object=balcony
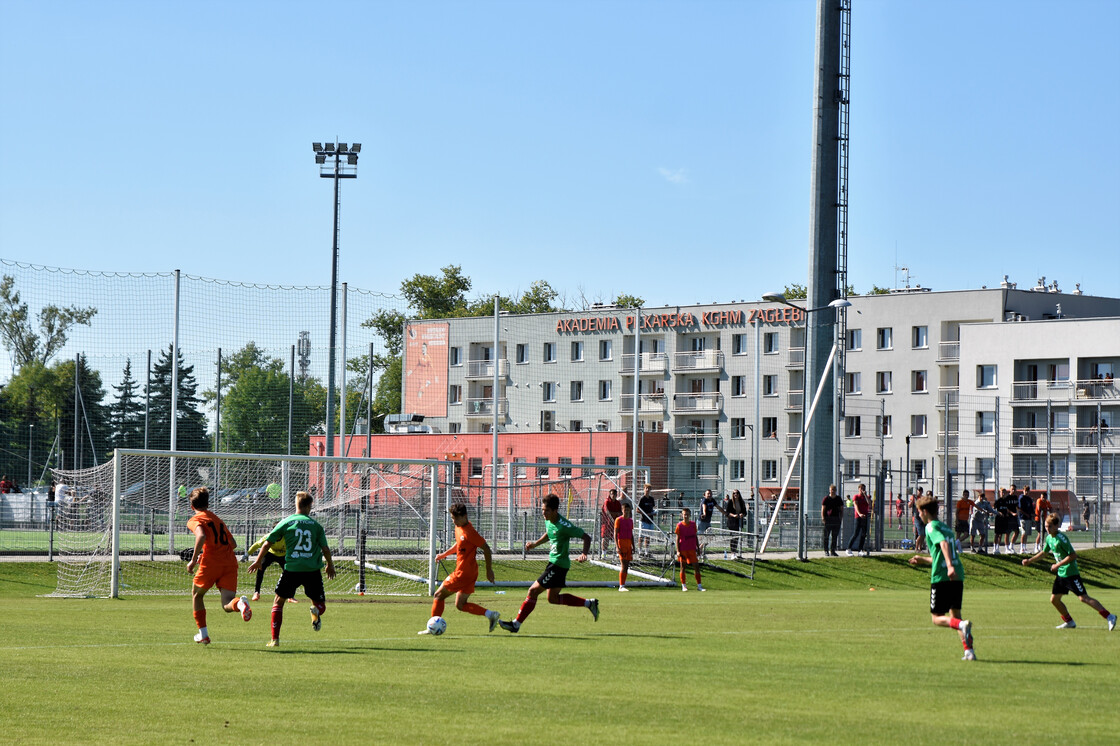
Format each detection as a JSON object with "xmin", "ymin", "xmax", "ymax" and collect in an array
[
  {"xmin": 674, "ymin": 434, "xmax": 722, "ymax": 454},
  {"xmin": 785, "ymin": 433, "xmax": 801, "ymax": 453},
  {"xmin": 464, "ymin": 398, "xmax": 508, "ymax": 417},
  {"xmin": 618, "ymin": 393, "xmax": 667, "ymax": 416},
  {"xmin": 466, "ymin": 359, "xmax": 508, "ymax": 380},
  {"xmin": 671, "ymin": 350, "xmax": 724, "ymax": 373},
  {"xmin": 937, "ymin": 341, "xmax": 960, "ymax": 362},
  {"xmin": 787, "ymin": 347, "xmax": 805, "ymax": 368},
  {"xmin": 1074, "ymin": 427, "xmax": 1117, "ymax": 448},
  {"xmin": 787, "ymin": 390, "xmax": 804, "ymax": 410},
  {"xmin": 620, "ymin": 352, "xmax": 669, "ymax": 375},
  {"xmin": 938, "ymin": 386, "xmax": 959, "ymax": 407},
  {"xmin": 1012, "ymin": 380, "xmax": 1073, "ymax": 403},
  {"xmin": 1010, "ymin": 427, "xmax": 1072, "ymax": 449},
  {"xmin": 671, "ymin": 392, "xmax": 723, "ymax": 414},
  {"xmin": 936, "ymin": 431, "xmax": 959, "ymax": 451},
  {"xmin": 1074, "ymin": 378, "xmax": 1119, "ymax": 402}
]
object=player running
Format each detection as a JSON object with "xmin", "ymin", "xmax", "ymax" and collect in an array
[
  {"xmin": 675, "ymin": 507, "xmax": 704, "ymax": 592},
  {"xmin": 185, "ymin": 487, "xmax": 251, "ymax": 645},
  {"xmin": 421, "ymin": 503, "xmax": 500, "ymax": 634},
  {"xmin": 248, "ymin": 491, "xmax": 336, "ymax": 648},
  {"xmin": 908, "ymin": 494, "xmax": 976, "ymax": 660},
  {"xmin": 615, "ymin": 503, "xmax": 634, "ymax": 591},
  {"xmin": 498, "ymin": 494, "xmax": 599, "ymax": 633},
  {"xmin": 1022, "ymin": 514, "xmax": 1116, "ymax": 631}
]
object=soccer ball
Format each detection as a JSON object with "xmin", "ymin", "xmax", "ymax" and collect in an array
[{"xmin": 426, "ymin": 616, "xmax": 447, "ymax": 636}]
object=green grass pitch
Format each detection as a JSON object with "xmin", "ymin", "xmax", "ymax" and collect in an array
[{"xmin": 2, "ymin": 549, "xmax": 1118, "ymax": 745}]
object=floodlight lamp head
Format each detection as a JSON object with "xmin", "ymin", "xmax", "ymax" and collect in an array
[
  {"xmin": 323, "ymin": 142, "xmax": 334, "ymax": 152},
  {"xmin": 315, "ymin": 154, "xmax": 326, "ymax": 164},
  {"xmin": 347, "ymin": 154, "xmax": 358, "ymax": 165},
  {"xmin": 350, "ymin": 143, "xmax": 361, "ymax": 153},
  {"xmin": 338, "ymin": 143, "xmax": 348, "ymax": 153},
  {"xmin": 312, "ymin": 142, "xmax": 323, "ymax": 152},
  {"xmin": 761, "ymin": 292, "xmax": 786, "ymax": 304}
]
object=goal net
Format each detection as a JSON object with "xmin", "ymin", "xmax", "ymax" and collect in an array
[{"xmin": 46, "ymin": 451, "xmax": 673, "ymax": 597}]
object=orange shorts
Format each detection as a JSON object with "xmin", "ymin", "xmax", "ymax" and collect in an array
[
  {"xmin": 194, "ymin": 562, "xmax": 238, "ymax": 593},
  {"xmin": 440, "ymin": 570, "xmax": 477, "ymax": 596},
  {"xmin": 617, "ymin": 539, "xmax": 633, "ymax": 562},
  {"xmin": 678, "ymin": 550, "xmax": 698, "ymax": 566}
]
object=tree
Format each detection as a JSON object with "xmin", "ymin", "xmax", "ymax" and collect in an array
[
  {"xmin": 148, "ymin": 345, "xmax": 208, "ymax": 452},
  {"xmin": 614, "ymin": 293, "xmax": 645, "ymax": 308},
  {"xmin": 0, "ymin": 275, "xmax": 97, "ymax": 369},
  {"xmin": 110, "ymin": 358, "xmax": 145, "ymax": 451},
  {"xmin": 782, "ymin": 284, "xmax": 807, "ymax": 300},
  {"xmin": 867, "ymin": 285, "xmax": 891, "ymax": 295}
]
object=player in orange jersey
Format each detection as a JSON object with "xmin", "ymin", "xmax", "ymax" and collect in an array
[
  {"xmin": 675, "ymin": 507, "xmax": 704, "ymax": 591},
  {"xmin": 185, "ymin": 487, "xmax": 251, "ymax": 644},
  {"xmin": 420, "ymin": 503, "xmax": 500, "ymax": 634},
  {"xmin": 615, "ymin": 503, "xmax": 634, "ymax": 591}
]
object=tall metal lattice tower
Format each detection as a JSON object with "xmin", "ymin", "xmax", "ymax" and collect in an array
[{"xmin": 834, "ymin": 0, "xmax": 852, "ymax": 488}]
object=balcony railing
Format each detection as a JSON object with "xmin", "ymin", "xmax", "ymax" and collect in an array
[
  {"xmin": 787, "ymin": 390, "xmax": 804, "ymax": 410},
  {"xmin": 1074, "ymin": 427, "xmax": 1116, "ymax": 448},
  {"xmin": 464, "ymin": 398, "xmax": 508, "ymax": 417},
  {"xmin": 1074, "ymin": 378, "xmax": 1119, "ymax": 401},
  {"xmin": 466, "ymin": 359, "xmax": 508, "ymax": 380},
  {"xmin": 618, "ymin": 393, "xmax": 667, "ymax": 415},
  {"xmin": 938, "ymin": 341, "xmax": 960, "ymax": 362},
  {"xmin": 620, "ymin": 352, "xmax": 669, "ymax": 374},
  {"xmin": 936, "ymin": 431, "xmax": 959, "ymax": 450},
  {"xmin": 671, "ymin": 392, "xmax": 723, "ymax": 413},
  {"xmin": 671, "ymin": 350, "xmax": 724, "ymax": 372},
  {"xmin": 938, "ymin": 386, "xmax": 959, "ymax": 407},
  {"xmin": 785, "ymin": 433, "xmax": 800, "ymax": 452},
  {"xmin": 787, "ymin": 347, "xmax": 805, "ymax": 367},
  {"xmin": 674, "ymin": 434, "xmax": 722, "ymax": 454},
  {"xmin": 1010, "ymin": 427, "xmax": 1073, "ymax": 448}
]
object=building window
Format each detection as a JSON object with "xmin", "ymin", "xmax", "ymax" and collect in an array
[
  {"xmin": 570, "ymin": 420, "xmax": 582, "ymax": 433},
  {"xmin": 449, "ymin": 385, "xmax": 462, "ymax": 405},
  {"xmin": 876, "ymin": 371, "xmax": 892, "ymax": 394},
  {"xmin": 731, "ymin": 460, "xmax": 746, "ymax": 481},
  {"xmin": 598, "ymin": 380, "xmax": 612, "ymax": 401},
  {"xmin": 558, "ymin": 457, "xmax": 572, "ymax": 477},
  {"xmin": 846, "ymin": 460, "xmax": 861, "ymax": 480},
  {"xmin": 912, "ymin": 325, "xmax": 928, "ymax": 349},
  {"xmin": 448, "ymin": 422, "xmax": 461, "ymax": 434},
  {"xmin": 732, "ymin": 375, "xmax": 747, "ymax": 397},
  {"xmin": 912, "ymin": 459, "xmax": 926, "ymax": 482},
  {"xmin": 516, "ymin": 343, "xmax": 528, "ymax": 364},
  {"xmin": 599, "ymin": 339, "xmax": 612, "ymax": 361},
  {"xmin": 449, "ymin": 347, "xmax": 462, "ymax": 366},
  {"xmin": 878, "ymin": 415, "xmax": 892, "ymax": 437},
  {"xmin": 877, "ymin": 327, "xmax": 893, "ymax": 350},
  {"xmin": 977, "ymin": 458, "xmax": 994, "ymax": 481},
  {"xmin": 542, "ymin": 342, "xmax": 556, "ymax": 363},
  {"xmin": 571, "ymin": 341, "xmax": 584, "ymax": 362},
  {"xmin": 732, "ymin": 334, "xmax": 748, "ymax": 355},
  {"xmin": 513, "ymin": 458, "xmax": 528, "ymax": 479},
  {"xmin": 731, "ymin": 418, "xmax": 747, "ymax": 439},
  {"xmin": 846, "ymin": 371, "xmax": 861, "ymax": 394},
  {"xmin": 764, "ymin": 332, "xmax": 779, "ymax": 354},
  {"xmin": 543, "ymin": 382, "xmax": 556, "ymax": 402},
  {"xmin": 535, "ymin": 457, "xmax": 549, "ymax": 478},
  {"xmin": 845, "ymin": 416, "xmax": 861, "ymax": 438},
  {"xmin": 763, "ymin": 375, "xmax": 778, "ymax": 396},
  {"xmin": 762, "ymin": 460, "xmax": 778, "ymax": 481},
  {"xmin": 847, "ymin": 328, "xmax": 862, "ymax": 351},
  {"xmin": 604, "ymin": 456, "xmax": 620, "ymax": 477},
  {"xmin": 580, "ymin": 456, "xmax": 594, "ymax": 476},
  {"xmin": 762, "ymin": 417, "xmax": 778, "ymax": 439},
  {"xmin": 977, "ymin": 365, "xmax": 997, "ymax": 389},
  {"xmin": 1048, "ymin": 363, "xmax": 1069, "ymax": 382},
  {"xmin": 976, "ymin": 411, "xmax": 995, "ymax": 435},
  {"xmin": 911, "ymin": 414, "xmax": 927, "ymax": 437},
  {"xmin": 912, "ymin": 370, "xmax": 928, "ymax": 393},
  {"xmin": 570, "ymin": 381, "xmax": 583, "ymax": 402},
  {"xmin": 469, "ymin": 458, "xmax": 483, "ymax": 478}
]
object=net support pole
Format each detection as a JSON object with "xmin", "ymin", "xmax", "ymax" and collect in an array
[
  {"xmin": 630, "ymin": 306, "xmax": 641, "ymax": 512},
  {"xmin": 111, "ymin": 449, "xmax": 122, "ymax": 598},
  {"xmin": 169, "ymin": 269, "xmax": 181, "ymax": 553},
  {"xmin": 492, "ymin": 295, "xmax": 499, "ymax": 543},
  {"xmin": 427, "ymin": 464, "xmax": 439, "ymax": 596},
  {"xmin": 340, "ymin": 282, "xmax": 348, "ymax": 460}
]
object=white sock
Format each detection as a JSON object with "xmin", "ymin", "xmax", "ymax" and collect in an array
[
  {"xmin": 237, "ymin": 597, "xmax": 247, "ymax": 611},
  {"xmin": 198, "ymin": 626, "xmax": 208, "ymax": 638},
  {"xmin": 584, "ymin": 599, "xmax": 591, "ymax": 607}
]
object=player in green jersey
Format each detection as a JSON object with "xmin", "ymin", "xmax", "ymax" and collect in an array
[
  {"xmin": 498, "ymin": 493, "xmax": 599, "ymax": 633},
  {"xmin": 908, "ymin": 495, "xmax": 976, "ymax": 660},
  {"xmin": 1022, "ymin": 514, "xmax": 1116, "ymax": 631},
  {"xmin": 248, "ymin": 491, "xmax": 336, "ymax": 647}
]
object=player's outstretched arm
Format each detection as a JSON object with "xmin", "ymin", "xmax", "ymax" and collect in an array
[
  {"xmin": 247, "ymin": 540, "xmax": 273, "ymax": 574},
  {"xmin": 908, "ymin": 554, "xmax": 932, "ymax": 566},
  {"xmin": 525, "ymin": 532, "xmax": 548, "ymax": 553},
  {"xmin": 1021, "ymin": 550, "xmax": 1045, "ymax": 566}
]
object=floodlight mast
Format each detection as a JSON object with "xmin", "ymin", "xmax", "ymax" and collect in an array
[{"xmin": 314, "ymin": 142, "xmax": 360, "ymax": 465}]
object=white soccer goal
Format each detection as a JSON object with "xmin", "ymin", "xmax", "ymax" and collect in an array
[{"xmin": 46, "ymin": 451, "xmax": 672, "ymax": 597}]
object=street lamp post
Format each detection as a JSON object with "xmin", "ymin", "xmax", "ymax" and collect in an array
[
  {"xmin": 761, "ymin": 292, "xmax": 850, "ymax": 560},
  {"xmin": 313, "ymin": 141, "xmax": 360, "ymax": 462}
]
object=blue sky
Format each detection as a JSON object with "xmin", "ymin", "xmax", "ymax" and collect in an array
[{"xmin": 1, "ymin": 0, "xmax": 1118, "ymax": 307}]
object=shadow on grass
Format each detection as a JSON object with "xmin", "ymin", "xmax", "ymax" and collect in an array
[{"xmin": 987, "ymin": 659, "xmax": 1093, "ymax": 667}]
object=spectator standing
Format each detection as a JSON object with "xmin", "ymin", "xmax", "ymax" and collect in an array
[
  {"xmin": 910, "ymin": 487, "xmax": 927, "ymax": 552},
  {"xmin": 1017, "ymin": 489, "xmax": 1035, "ymax": 553},
  {"xmin": 1034, "ymin": 492, "xmax": 1052, "ymax": 552},
  {"xmin": 637, "ymin": 484, "xmax": 657, "ymax": 556},
  {"xmin": 846, "ymin": 483, "xmax": 871, "ymax": 556},
  {"xmin": 954, "ymin": 490, "xmax": 976, "ymax": 549},
  {"xmin": 821, "ymin": 484, "xmax": 844, "ymax": 557},
  {"xmin": 697, "ymin": 489, "xmax": 720, "ymax": 535},
  {"xmin": 970, "ymin": 493, "xmax": 995, "ymax": 554},
  {"xmin": 600, "ymin": 488, "xmax": 622, "ymax": 556},
  {"xmin": 723, "ymin": 489, "xmax": 748, "ymax": 558},
  {"xmin": 1083, "ymin": 501, "xmax": 1092, "ymax": 532},
  {"xmin": 993, "ymin": 488, "xmax": 1015, "ymax": 554}
]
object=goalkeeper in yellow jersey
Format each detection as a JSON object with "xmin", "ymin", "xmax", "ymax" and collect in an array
[{"xmin": 247, "ymin": 535, "xmax": 296, "ymax": 603}]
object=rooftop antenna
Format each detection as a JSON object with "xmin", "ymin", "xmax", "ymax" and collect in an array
[{"xmin": 894, "ymin": 264, "xmax": 911, "ymax": 289}]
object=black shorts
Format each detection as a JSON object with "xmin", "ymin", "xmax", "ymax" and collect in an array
[
  {"xmin": 955, "ymin": 519, "xmax": 969, "ymax": 535},
  {"xmin": 536, "ymin": 562, "xmax": 569, "ymax": 589},
  {"xmin": 930, "ymin": 580, "xmax": 964, "ymax": 615},
  {"xmin": 994, "ymin": 516, "xmax": 1007, "ymax": 534},
  {"xmin": 275, "ymin": 569, "xmax": 326, "ymax": 604},
  {"xmin": 1051, "ymin": 574, "xmax": 1088, "ymax": 597}
]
